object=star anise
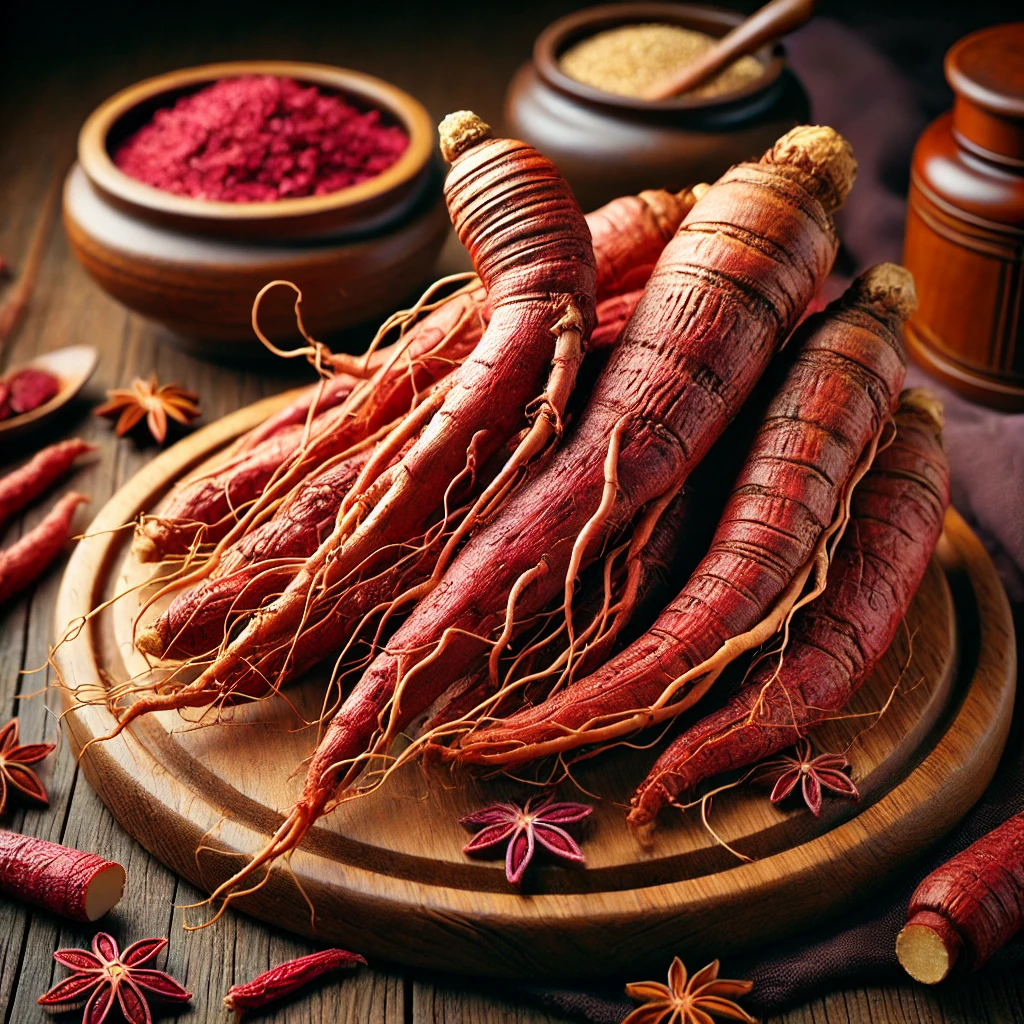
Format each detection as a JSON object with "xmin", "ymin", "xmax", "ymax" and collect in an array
[
  {"xmin": 460, "ymin": 791, "xmax": 592, "ymax": 885},
  {"xmin": 759, "ymin": 739, "xmax": 860, "ymax": 817},
  {"xmin": 95, "ymin": 373, "xmax": 200, "ymax": 445},
  {"xmin": 38, "ymin": 933, "xmax": 191, "ymax": 1024},
  {"xmin": 0, "ymin": 717, "xmax": 55, "ymax": 816},
  {"xmin": 624, "ymin": 957, "xmax": 756, "ymax": 1024}
]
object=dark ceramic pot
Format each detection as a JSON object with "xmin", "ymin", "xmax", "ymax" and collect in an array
[{"xmin": 505, "ymin": 2, "xmax": 810, "ymax": 212}]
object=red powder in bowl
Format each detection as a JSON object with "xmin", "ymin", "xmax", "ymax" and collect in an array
[{"xmin": 113, "ymin": 75, "xmax": 410, "ymax": 202}]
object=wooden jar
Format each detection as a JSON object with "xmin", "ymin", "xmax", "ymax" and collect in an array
[
  {"xmin": 505, "ymin": 3, "xmax": 809, "ymax": 213},
  {"xmin": 903, "ymin": 24, "xmax": 1024, "ymax": 411}
]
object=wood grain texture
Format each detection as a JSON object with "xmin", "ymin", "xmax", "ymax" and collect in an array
[
  {"xmin": 47, "ymin": 388, "xmax": 1011, "ymax": 978},
  {"xmin": 2, "ymin": 6, "xmax": 1021, "ymax": 1021}
]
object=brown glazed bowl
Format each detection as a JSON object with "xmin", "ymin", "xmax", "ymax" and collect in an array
[
  {"xmin": 506, "ymin": 3, "xmax": 810, "ymax": 211},
  {"xmin": 65, "ymin": 61, "xmax": 449, "ymax": 351}
]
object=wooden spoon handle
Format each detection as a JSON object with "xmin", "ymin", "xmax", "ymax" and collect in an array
[{"xmin": 642, "ymin": 0, "xmax": 815, "ymax": 102}]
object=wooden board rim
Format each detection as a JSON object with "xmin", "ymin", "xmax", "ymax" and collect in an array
[{"xmin": 54, "ymin": 394, "xmax": 1018, "ymax": 977}]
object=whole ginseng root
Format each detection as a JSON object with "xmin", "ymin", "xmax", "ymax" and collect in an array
[
  {"xmin": 195, "ymin": 124, "xmax": 853, "ymax": 916},
  {"xmin": 898, "ymin": 810, "xmax": 1024, "ymax": 984},
  {"xmin": 454, "ymin": 260, "xmax": 911, "ymax": 773},
  {"xmin": 628, "ymin": 389, "xmax": 950, "ymax": 832}
]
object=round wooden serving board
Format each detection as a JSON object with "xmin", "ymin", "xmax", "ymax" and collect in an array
[{"xmin": 55, "ymin": 393, "xmax": 1017, "ymax": 978}]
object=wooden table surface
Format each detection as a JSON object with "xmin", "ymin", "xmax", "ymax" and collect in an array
[{"xmin": 2, "ymin": 4, "xmax": 1023, "ymax": 1021}]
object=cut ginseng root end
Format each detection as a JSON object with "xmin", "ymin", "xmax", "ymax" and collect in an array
[
  {"xmin": 896, "ymin": 911, "xmax": 963, "ymax": 984},
  {"xmin": 0, "ymin": 832, "xmax": 126, "ymax": 922},
  {"xmin": 83, "ymin": 864, "xmax": 129, "ymax": 921}
]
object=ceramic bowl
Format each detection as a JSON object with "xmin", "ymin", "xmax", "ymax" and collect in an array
[
  {"xmin": 65, "ymin": 61, "xmax": 449, "ymax": 349},
  {"xmin": 506, "ymin": 3, "xmax": 810, "ymax": 211}
]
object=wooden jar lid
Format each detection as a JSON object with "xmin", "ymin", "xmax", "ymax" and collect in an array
[{"xmin": 946, "ymin": 23, "xmax": 1024, "ymax": 163}]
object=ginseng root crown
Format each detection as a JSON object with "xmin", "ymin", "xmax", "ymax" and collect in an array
[
  {"xmin": 900, "ymin": 386, "xmax": 946, "ymax": 434},
  {"xmin": 766, "ymin": 125, "xmax": 857, "ymax": 215},
  {"xmin": 852, "ymin": 263, "xmax": 918, "ymax": 321},
  {"xmin": 438, "ymin": 111, "xmax": 492, "ymax": 163}
]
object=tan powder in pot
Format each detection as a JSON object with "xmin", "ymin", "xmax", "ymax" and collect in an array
[{"xmin": 559, "ymin": 23, "xmax": 764, "ymax": 100}]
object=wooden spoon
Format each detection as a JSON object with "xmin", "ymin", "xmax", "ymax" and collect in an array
[
  {"xmin": 642, "ymin": 0, "xmax": 815, "ymax": 102},
  {"xmin": 0, "ymin": 345, "xmax": 99, "ymax": 439}
]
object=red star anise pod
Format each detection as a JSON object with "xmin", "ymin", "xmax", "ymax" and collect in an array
[
  {"xmin": 759, "ymin": 739, "xmax": 860, "ymax": 817},
  {"xmin": 460, "ymin": 791, "xmax": 592, "ymax": 885},
  {"xmin": 94, "ymin": 373, "xmax": 200, "ymax": 445},
  {"xmin": 0, "ymin": 717, "xmax": 55, "ymax": 815},
  {"xmin": 38, "ymin": 932, "xmax": 191, "ymax": 1024},
  {"xmin": 624, "ymin": 957, "xmax": 756, "ymax": 1024}
]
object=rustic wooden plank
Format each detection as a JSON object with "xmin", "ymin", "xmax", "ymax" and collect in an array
[
  {"xmin": 413, "ymin": 980, "xmax": 573, "ymax": 1024},
  {"xmin": 162, "ymin": 883, "xmax": 406, "ymax": 1023}
]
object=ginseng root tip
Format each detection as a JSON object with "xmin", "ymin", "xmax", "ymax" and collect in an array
[
  {"xmin": 625, "ymin": 806, "xmax": 657, "ymax": 847},
  {"xmin": 131, "ymin": 532, "xmax": 159, "ymax": 563},
  {"xmin": 438, "ymin": 111, "xmax": 492, "ymax": 163},
  {"xmin": 134, "ymin": 626, "xmax": 166, "ymax": 658}
]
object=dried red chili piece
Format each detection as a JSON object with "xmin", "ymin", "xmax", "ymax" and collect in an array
[{"xmin": 223, "ymin": 948, "xmax": 366, "ymax": 1014}]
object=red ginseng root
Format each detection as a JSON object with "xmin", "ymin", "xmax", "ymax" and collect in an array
[
  {"xmin": 897, "ymin": 807, "xmax": 1024, "ymax": 984},
  {"xmin": 0, "ymin": 831, "xmax": 126, "ymax": 921},
  {"xmin": 135, "ymin": 448, "xmax": 374, "ymax": 659},
  {"xmin": 135, "ymin": 182, "xmax": 694, "ymax": 565},
  {"xmin": 193, "ymin": 126, "xmax": 853, "ymax": 914},
  {"xmin": 130, "ymin": 323, "xmax": 460, "ymax": 565},
  {"xmin": 137, "ymin": 285, "xmax": 650, "ymax": 662},
  {"xmin": 0, "ymin": 492, "xmax": 88, "ymax": 604},
  {"xmin": 0, "ymin": 439, "xmax": 93, "ymax": 527},
  {"xmin": 454, "ymin": 262, "xmax": 912, "ymax": 770},
  {"xmin": 217, "ymin": 119, "xmax": 594, "ymax": 657},
  {"xmin": 628, "ymin": 388, "xmax": 950, "ymax": 832}
]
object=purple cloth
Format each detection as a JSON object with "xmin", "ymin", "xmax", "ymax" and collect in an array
[{"xmin": 511, "ymin": 19, "xmax": 1024, "ymax": 1019}]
